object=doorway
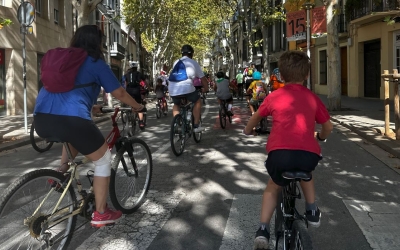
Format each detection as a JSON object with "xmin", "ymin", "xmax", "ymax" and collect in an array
[
  {"xmin": 364, "ymin": 40, "xmax": 381, "ymax": 98},
  {"xmin": 341, "ymin": 47, "xmax": 348, "ymax": 95},
  {"xmin": 0, "ymin": 49, "xmax": 5, "ymax": 116}
]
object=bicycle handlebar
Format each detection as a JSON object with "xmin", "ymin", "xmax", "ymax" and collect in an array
[{"xmin": 100, "ymin": 106, "xmax": 137, "ymax": 113}]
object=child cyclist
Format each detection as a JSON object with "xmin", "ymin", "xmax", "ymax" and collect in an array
[
  {"xmin": 247, "ymin": 71, "xmax": 267, "ymax": 116},
  {"xmin": 243, "ymin": 51, "xmax": 333, "ymax": 249},
  {"xmin": 214, "ymin": 71, "xmax": 237, "ymax": 116},
  {"xmin": 155, "ymin": 78, "xmax": 168, "ymax": 114}
]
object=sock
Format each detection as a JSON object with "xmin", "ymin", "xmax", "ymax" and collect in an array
[
  {"xmin": 306, "ymin": 202, "xmax": 317, "ymax": 211},
  {"xmin": 228, "ymin": 104, "xmax": 232, "ymax": 110},
  {"xmin": 259, "ymin": 223, "xmax": 270, "ymax": 233}
]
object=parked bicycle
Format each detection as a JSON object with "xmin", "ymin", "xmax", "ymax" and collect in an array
[
  {"xmin": 30, "ymin": 122, "xmax": 54, "ymax": 152},
  {"xmin": 170, "ymin": 97, "xmax": 202, "ymax": 156},
  {"xmin": 219, "ymin": 99, "xmax": 232, "ymax": 129},
  {"xmin": 274, "ymin": 170, "xmax": 313, "ymax": 250},
  {"xmin": 156, "ymin": 97, "xmax": 168, "ymax": 119},
  {"xmin": 0, "ymin": 106, "xmax": 153, "ymax": 250}
]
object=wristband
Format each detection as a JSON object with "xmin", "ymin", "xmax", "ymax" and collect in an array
[{"xmin": 316, "ymin": 132, "xmax": 326, "ymax": 142}]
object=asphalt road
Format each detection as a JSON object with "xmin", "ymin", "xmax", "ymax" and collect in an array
[{"xmin": 0, "ymin": 92, "xmax": 399, "ymax": 250}]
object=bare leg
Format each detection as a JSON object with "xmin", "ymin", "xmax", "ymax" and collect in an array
[
  {"xmin": 85, "ymin": 143, "xmax": 110, "ymax": 213},
  {"xmin": 300, "ymin": 178, "xmax": 315, "ymax": 204},
  {"xmin": 192, "ymin": 99, "xmax": 202, "ymax": 125},
  {"xmin": 173, "ymin": 104, "xmax": 180, "ymax": 117},
  {"xmin": 260, "ymin": 179, "xmax": 282, "ymax": 224}
]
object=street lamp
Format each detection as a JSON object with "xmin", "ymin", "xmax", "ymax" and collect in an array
[{"xmin": 303, "ymin": 2, "xmax": 314, "ymax": 90}]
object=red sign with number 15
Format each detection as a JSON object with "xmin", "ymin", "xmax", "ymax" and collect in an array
[{"xmin": 286, "ymin": 10, "xmax": 306, "ymax": 39}]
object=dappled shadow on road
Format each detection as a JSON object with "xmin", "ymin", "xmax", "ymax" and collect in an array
[{"xmin": 3, "ymin": 96, "xmax": 400, "ymax": 250}]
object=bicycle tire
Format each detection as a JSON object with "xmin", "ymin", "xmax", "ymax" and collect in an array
[
  {"xmin": 30, "ymin": 123, "xmax": 54, "ymax": 153},
  {"xmin": 109, "ymin": 138, "xmax": 153, "ymax": 214},
  {"xmin": 219, "ymin": 106, "xmax": 226, "ymax": 129},
  {"xmin": 0, "ymin": 169, "xmax": 77, "ymax": 250},
  {"xmin": 193, "ymin": 116, "xmax": 202, "ymax": 143},
  {"xmin": 289, "ymin": 220, "xmax": 313, "ymax": 250},
  {"xmin": 156, "ymin": 104, "xmax": 161, "ymax": 119},
  {"xmin": 170, "ymin": 114, "xmax": 186, "ymax": 156},
  {"xmin": 128, "ymin": 113, "xmax": 136, "ymax": 137}
]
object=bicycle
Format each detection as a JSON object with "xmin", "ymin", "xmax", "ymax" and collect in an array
[
  {"xmin": 30, "ymin": 122, "xmax": 54, "ymax": 152},
  {"xmin": 274, "ymin": 170, "xmax": 313, "ymax": 250},
  {"xmin": 0, "ymin": 106, "xmax": 153, "ymax": 250},
  {"xmin": 219, "ymin": 99, "xmax": 232, "ymax": 129},
  {"xmin": 155, "ymin": 97, "xmax": 168, "ymax": 119},
  {"xmin": 121, "ymin": 101, "xmax": 147, "ymax": 136},
  {"xmin": 170, "ymin": 97, "xmax": 202, "ymax": 156},
  {"xmin": 252, "ymin": 98, "xmax": 269, "ymax": 134}
]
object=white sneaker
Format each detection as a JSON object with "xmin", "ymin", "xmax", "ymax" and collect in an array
[{"xmin": 194, "ymin": 126, "xmax": 205, "ymax": 133}]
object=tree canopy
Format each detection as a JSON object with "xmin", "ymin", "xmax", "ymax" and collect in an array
[{"xmin": 0, "ymin": 17, "xmax": 12, "ymax": 29}]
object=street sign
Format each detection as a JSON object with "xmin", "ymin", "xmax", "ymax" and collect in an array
[
  {"xmin": 286, "ymin": 10, "xmax": 306, "ymax": 40},
  {"xmin": 287, "ymin": 32, "xmax": 306, "ymax": 41},
  {"xmin": 17, "ymin": 2, "xmax": 35, "ymax": 25}
]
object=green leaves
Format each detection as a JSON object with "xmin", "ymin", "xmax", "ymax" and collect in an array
[{"xmin": 0, "ymin": 17, "xmax": 12, "ymax": 29}]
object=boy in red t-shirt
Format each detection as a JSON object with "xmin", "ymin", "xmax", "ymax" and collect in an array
[{"xmin": 243, "ymin": 51, "xmax": 333, "ymax": 249}]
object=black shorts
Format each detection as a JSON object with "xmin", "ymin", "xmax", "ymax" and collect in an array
[
  {"xmin": 34, "ymin": 113, "xmax": 105, "ymax": 155},
  {"xmin": 126, "ymin": 87, "xmax": 142, "ymax": 103},
  {"xmin": 265, "ymin": 150, "xmax": 322, "ymax": 186},
  {"xmin": 171, "ymin": 90, "xmax": 200, "ymax": 105},
  {"xmin": 245, "ymin": 79, "xmax": 253, "ymax": 90},
  {"xmin": 194, "ymin": 86, "xmax": 203, "ymax": 91}
]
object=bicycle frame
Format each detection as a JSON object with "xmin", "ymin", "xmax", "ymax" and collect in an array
[
  {"xmin": 28, "ymin": 107, "xmax": 134, "ymax": 235},
  {"xmin": 179, "ymin": 100, "xmax": 194, "ymax": 135}
]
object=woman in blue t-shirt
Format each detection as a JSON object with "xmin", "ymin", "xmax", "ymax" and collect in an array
[{"xmin": 34, "ymin": 25, "xmax": 145, "ymax": 228}]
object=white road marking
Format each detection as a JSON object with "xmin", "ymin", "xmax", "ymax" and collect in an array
[
  {"xmin": 76, "ymin": 190, "xmax": 185, "ymax": 250},
  {"xmin": 343, "ymin": 200, "xmax": 400, "ymax": 250},
  {"xmin": 220, "ymin": 194, "xmax": 277, "ymax": 250}
]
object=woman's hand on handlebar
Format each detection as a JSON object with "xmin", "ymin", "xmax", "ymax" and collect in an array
[
  {"xmin": 91, "ymin": 105, "xmax": 102, "ymax": 114},
  {"xmin": 132, "ymin": 104, "xmax": 146, "ymax": 113}
]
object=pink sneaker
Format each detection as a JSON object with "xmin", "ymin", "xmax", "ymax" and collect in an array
[{"xmin": 91, "ymin": 208, "xmax": 122, "ymax": 228}]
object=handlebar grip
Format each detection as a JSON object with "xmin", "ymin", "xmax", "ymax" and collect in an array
[{"xmin": 100, "ymin": 107, "xmax": 115, "ymax": 113}]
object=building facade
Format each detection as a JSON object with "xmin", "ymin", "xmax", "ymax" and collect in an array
[{"xmin": 0, "ymin": 0, "xmax": 137, "ymax": 117}]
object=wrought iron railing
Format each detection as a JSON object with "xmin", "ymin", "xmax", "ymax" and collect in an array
[{"xmin": 350, "ymin": 0, "xmax": 400, "ymax": 21}]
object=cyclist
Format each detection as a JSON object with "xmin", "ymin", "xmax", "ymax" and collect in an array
[
  {"xmin": 155, "ymin": 78, "xmax": 168, "ymax": 114},
  {"xmin": 243, "ymin": 50, "xmax": 333, "ymax": 249},
  {"xmin": 168, "ymin": 44, "xmax": 209, "ymax": 132},
  {"xmin": 124, "ymin": 61, "xmax": 146, "ymax": 129},
  {"xmin": 236, "ymin": 69, "xmax": 244, "ymax": 99},
  {"xmin": 246, "ymin": 71, "xmax": 267, "ymax": 116},
  {"xmin": 33, "ymin": 25, "xmax": 146, "ymax": 228},
  {"xmin": 214, "ymin": 71, "xmax": 236, "ymax": 116}
]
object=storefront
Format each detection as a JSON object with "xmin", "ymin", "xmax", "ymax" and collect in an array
[{"xmin": 0, "ymin": 49, "xmax": 5, "ymax": 116}]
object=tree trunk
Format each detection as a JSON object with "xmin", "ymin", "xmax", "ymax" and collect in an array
[
  {"xmin": 261, "ymin": 25, "xmax": 270, "ymax": 84},
  {"xmin": 326, "ymin": 0, "xmax": 341, "ymax": 111}
]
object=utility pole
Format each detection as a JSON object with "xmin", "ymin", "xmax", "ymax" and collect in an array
[{"xmin": 303, "ymin": 2, "xmax": 314, "ymax": 90}]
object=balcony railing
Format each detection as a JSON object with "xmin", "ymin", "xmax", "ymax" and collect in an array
[
  {"xmin": 110, "ymin": 42, "xmax": 125, "ymax": 59},
  {"xmin": 350, "ymin": 0, "xmax": 400, "ymax": 21}
]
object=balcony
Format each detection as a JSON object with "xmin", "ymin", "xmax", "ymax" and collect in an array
[
  {"xmin": 110, "ymin": 42, "xmax": 125, "ymax": 60},
  {"xmin": 349, "ymin": 0, "xmax": 400, "ymax": 22}
]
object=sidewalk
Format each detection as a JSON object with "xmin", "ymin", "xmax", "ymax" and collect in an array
[{"xmin": 2, "ymin": 95, "xmax": 400, "ymax": 158}]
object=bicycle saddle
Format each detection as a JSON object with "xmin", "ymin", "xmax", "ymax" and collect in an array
[{"xmin": 282, "ymin": 171, "xmax": 312, "ymax": 181}]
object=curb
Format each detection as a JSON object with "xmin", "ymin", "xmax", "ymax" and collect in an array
[
  {"xmin": 330, "ymin": 116, "xmax": 400, "ymax": 159},
  {"xmin": 0, "ymin": 116, "xmax": 111, "ymax": 153}
]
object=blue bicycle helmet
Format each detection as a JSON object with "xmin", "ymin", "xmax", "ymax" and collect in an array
[{"xmin": 252, "ymin": 71, "xmax": 261, "ymax": 80}]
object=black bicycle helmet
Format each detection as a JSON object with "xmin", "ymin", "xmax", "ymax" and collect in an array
[{"xmin": 181, "ymin": 44, "xmax": 194, "ymax": 55}]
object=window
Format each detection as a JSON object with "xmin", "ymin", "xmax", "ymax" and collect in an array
[
  {"xmin": 54, "ymin": 0, "xmax": 59, "ymax": 24},
  {"xmin": 396, "ymin": 47, "xmax": 400, "ymax": 73},
  {"xmin": 35, "ymin": 0, "xmax": 41, "ymax": 15},
  {"xmin": 319, "ymin": 50, "xmax": 327, "ymax": 85}
]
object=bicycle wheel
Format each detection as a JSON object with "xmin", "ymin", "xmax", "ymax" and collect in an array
[
  {"xmin": 192, "ymin": 116, "xmax": 202, "ymax": 143},
  {"xmin": 156, "ymin": 104, "xmax": 162, "ymax": 119},
  {"xmin": 128, "ymin": 113, "xmax": 136, "ymax": 137},
  {"xmin": 30, "ymin": 123, "xmax": 54, "ymax": 153},
  {"xmin": 109, "ymin": 138, "xmax": 153, "ymax": 214},
  {"xmin": 0, "ymin": 169, "xmax": 77, "ymax": 250},
  {"xmin": 289, "ymin": 220, "xmax": 313, "ymax": 249},
  {"xmin": 170, "ymin": 114, "xmax": 186, "ymax": 156},
  {"xmin": 219, "ymin": 106, "xmax": 226, "ymax": 129}
]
